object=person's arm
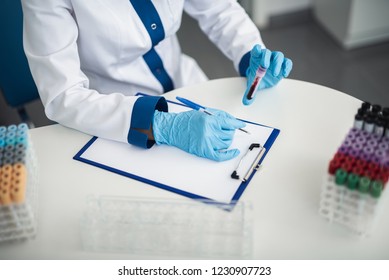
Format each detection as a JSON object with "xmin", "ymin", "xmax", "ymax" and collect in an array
[
  {"xmin": 184, "ymin": 0, "xmax": 264, "ymax": 77},
  {"xmin": 184, "ymin": 0, "xmax": 293, "ymax": 105},
  {"xmin": 22, "ymin": 0, "xmax": 246, "ymax": 161},
  {"xmin": 21, "ymin": 0, "xmax": 164, "ymax": 148}
]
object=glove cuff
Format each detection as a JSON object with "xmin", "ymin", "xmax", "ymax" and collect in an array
[
  {"xmin": 152, "ymin": 110, "xmax": 176, "ymax": 145},
  {"xmin": 127, "ymin": 95, "xmax": 167, "ymax": 148},
  {"xmin": 238, "ymin": 51, "xmax": 251, "ymax": 77}
]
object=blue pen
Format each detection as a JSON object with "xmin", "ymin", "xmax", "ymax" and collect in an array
[{"xmin": 176, "ymin": 96, "xmax": 250, "ymax": 134}]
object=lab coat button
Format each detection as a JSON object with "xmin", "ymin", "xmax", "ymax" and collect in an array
[{"xmin": 151, "ymin": 23, "xmax": 157, "ymax": 30}]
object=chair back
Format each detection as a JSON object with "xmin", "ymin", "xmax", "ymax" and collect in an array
[{"xmin": 0, "ymin": 0, "xmax": 39, "ymax": 108}]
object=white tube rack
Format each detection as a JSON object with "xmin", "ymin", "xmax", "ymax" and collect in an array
[{"xmin": 81, "ymin": 196, "xmax": 253, "ymax": 258}]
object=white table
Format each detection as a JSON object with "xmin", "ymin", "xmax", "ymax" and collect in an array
[{"xmin": 1, "ymin": 78, "xmax": 388, "ymax": 259}]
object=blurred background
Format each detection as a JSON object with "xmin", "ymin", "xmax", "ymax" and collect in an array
[{"xmin": 1, "ymin": 0, "xmax": 389, "ymax": 127}]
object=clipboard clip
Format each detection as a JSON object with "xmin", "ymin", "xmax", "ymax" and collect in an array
[{"xmin": 231, "ymin": 143, "xmax": 266, "ymax": 182}]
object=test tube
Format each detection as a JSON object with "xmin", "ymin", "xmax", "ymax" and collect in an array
[
  {"xmin": 17, "ymin": 123, "xmax": 28, "ymax": 131},
  {"xmin": 7, "ymin": 125, "xmax": 17, "ymax": 133},
  {"xmin": 0, "ymin": 165, "xmax": 13, "ymax": 206},
  {"xmin": 382, "ymin": 107, "xmax": 389, "ymax": 117},
  {"xmin": 246, "ymin": 66, "xmax": 267, "ymax": 100},
  {"xmin": 361, "ymin": 102, "xmax": 371, "ymax": 112},
  {"xmin": 372, "ymin": 104, "xmax": 382, "ymax": 114},
  {"xmin": 335, "ymin": 169, "xmax": 348, "ymax": 206},
  {"xmin": 363, "ymin": 115, "xmax": 375, "ymax": 133},
  {"xmin": 354, "ymin": 113, "xmax": 364, "ymax": 130},
  {"xmin": 374, "ymin": 118, "xmax": 385, "ymax": 137},
  {"xmin": 11, "ymin": 163, "xmax": 27, "ymax": 204},
  {"xmin": 385, "ymin": 117, "xmax": 389, "ymax": 138},
  {"xmin": 358, "ymin": 177, "xmax": 370, "ymax": 215}
]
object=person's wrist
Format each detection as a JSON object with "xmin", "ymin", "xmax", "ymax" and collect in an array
[
  {"xmin": 135, "ymin": 126, "xmax": 154, "ymax": 141},
  {"xmin": 152, "ymin": 110, "xmax": 172, "ymax": 145}
]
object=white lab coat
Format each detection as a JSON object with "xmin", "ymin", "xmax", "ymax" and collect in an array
[{"xmin": 22, "ymin": 0, "xmax": 263, "ymax": 145}]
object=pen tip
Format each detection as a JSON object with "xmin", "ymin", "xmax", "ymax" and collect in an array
[{"xmin": 240, "ymin": 128, "xmax": 250, "ymax": 134}]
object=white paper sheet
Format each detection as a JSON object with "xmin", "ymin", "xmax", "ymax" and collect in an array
[{"xmin": 76, "ymin": 102, "xmax": 276, "ymax": 204}]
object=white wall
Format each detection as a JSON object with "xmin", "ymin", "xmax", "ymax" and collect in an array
[
  {"xmin": 250, "ymin": 0, "xmax": 313, "ymax": 27},
  {"xmin": 264, "ymin": 0, "xmax": 312, "ymax": 16},
  {"xmin": 313, "ymin": 0, "xmax": 389, "ymax": 49},
  {"xmin": 240, "ymin": 0, "xmax": 389, "ymax": 48}
]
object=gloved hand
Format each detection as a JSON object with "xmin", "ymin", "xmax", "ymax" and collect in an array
[
  {"xmin": 152, "ymin": 108, "xmax": 246, "ymax": 161},
  {"xmin": 243, "ymin": 44, "xmax": 293, "ymax": 105}
]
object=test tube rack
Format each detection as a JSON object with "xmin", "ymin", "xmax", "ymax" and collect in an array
[
  {"xmin": 0, "ymin": 124, "xmax": 38, "ymax": 243},
  {"xmin": 81, "ymin": 196, "xmax": 253, "ymax": 258},
  {"xmin": 320, "ymin": 103, "xmax": 389, "ymax": 236}
]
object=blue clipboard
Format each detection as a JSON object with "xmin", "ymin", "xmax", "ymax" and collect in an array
[{"xmin": 73, "ymin": 95, "xmax": 280, "ymax": 209}]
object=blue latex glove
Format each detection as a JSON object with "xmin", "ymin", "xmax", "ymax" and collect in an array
[
  {"xmin": 152, "ymin": 109, "xmax": 246, "ymax": 161},
  {"xmin": 243, "ymin": 44, "xmax": 293, "ymax": 105}
]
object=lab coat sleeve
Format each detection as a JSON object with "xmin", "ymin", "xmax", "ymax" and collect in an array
[
  {"xmin": 21, "ymin": 0, "xmax": 166, "ymax": 147},
  {"xmin": 184, "ymin": 0, "xmax": 264, "ymax": 76}
]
